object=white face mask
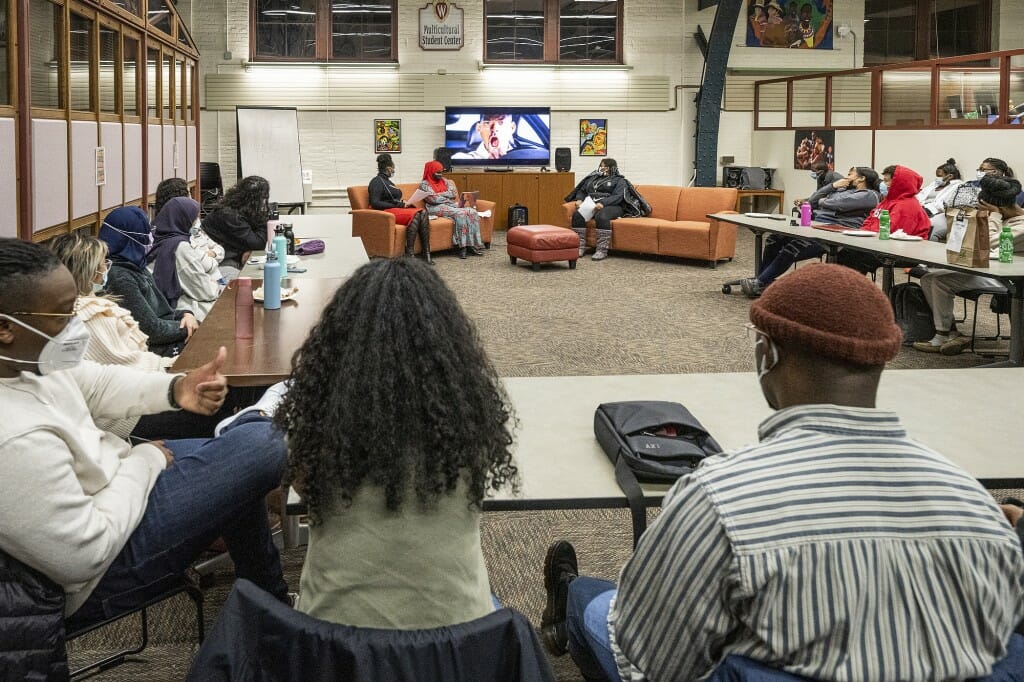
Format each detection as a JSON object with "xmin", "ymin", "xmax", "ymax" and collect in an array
[
  {"xmin": 92, "ymin": 268, "xmax": 108, "ymax": 294},
  {"xmin": 977, "ymin": 170, "xmax": 988, "ymax": 181},
  {"xmin": 103, "ymin": 221, "xmax": 153, "ymax": 249},
  {"xmin": 810, "ymin": 171, "xmax": 820, "ymax": 179},
  {"xmin": 0, "ymin": 315, "xmax": 91, "ymax": 374}
]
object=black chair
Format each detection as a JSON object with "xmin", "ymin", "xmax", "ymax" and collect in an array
[
  {"xmin": 956, "ymin": 288, "xmax": 1012, "ymax": 356},
  {"xmin": 199, "ymin": 162, "xmax": 224, "ymax": 216},
  {"xmin": 188, "ymin": 579, "xmax": 555, "ymax": 682}
]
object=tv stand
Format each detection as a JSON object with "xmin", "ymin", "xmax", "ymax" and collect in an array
[
  {"xmin": 483, "ymin": 167, "xmax": 513, "ymax": 172},
  {"xmin": 445, "ymin": 171, "xmax": 575, "ymax": 230}
]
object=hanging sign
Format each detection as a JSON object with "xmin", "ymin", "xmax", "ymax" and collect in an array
[{"xmin": 419, "ymin": 1, "xmax": 464, "ymax": 51}]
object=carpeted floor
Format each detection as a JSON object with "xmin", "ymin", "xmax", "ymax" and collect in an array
[{"xmin": 68, "ymin": 228, "xmax": 1014, "ymax": 680}]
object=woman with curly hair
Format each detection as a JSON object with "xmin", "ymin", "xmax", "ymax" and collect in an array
[
  {"xmin": 202, "ymin": 175, "xmax": 271, "ymax": 280},
  {"xmin": 275, "ymin": 257, "xmax": 518, "ymax": 629}
]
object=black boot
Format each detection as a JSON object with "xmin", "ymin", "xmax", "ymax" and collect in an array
[
  {"xmin": 460, "ymin": 247, "xmax": 467, "ymax": 259},
  {"xmin": 404, "ymin": 220, "xmax": 418, "ymax": 258},
  {"xmin": 415, "ymin": 211, "xmax": 434, "ymax": 265}
]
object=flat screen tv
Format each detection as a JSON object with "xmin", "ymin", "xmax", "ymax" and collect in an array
[{"xmin": 444, "ymin": 107, "xmax": 551, "ymax": 167}]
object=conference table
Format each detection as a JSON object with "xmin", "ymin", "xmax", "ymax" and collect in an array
[
  {"xmin": 283, "ymin": 369, "xmax": 1024, "ymax": 547},
  {"xmin": 712, "ymin": 212, "xmax": 1024, "ymax": 366}
]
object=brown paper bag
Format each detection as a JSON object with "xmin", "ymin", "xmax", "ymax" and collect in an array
[{"xmin": 945, "ymin": 208, "xmax": 990, "ymax": 268}]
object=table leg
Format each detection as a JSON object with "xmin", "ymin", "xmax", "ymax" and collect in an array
[
  {"xmin": 881, "ymin": 258, "xmax": 896, "ymax": 295},
  {"xmin": 753, "ymin": 231, "xmax": 764, "ymax": 274},
  {"xmin": 979, "ymin": 280, "xmax": 1023, "ymax": 368},
  {"xmin": 824, "ymin": 245, "xmax": 839, "ymax": 264}
]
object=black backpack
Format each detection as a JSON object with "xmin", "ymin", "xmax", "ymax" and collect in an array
[
  {"xmin": 594, "ymin": 401, "xmax": 721, "ymax": 546},
  {"xmin": 889, "ymin": 282, "xmax": 935, "ymax": 344}
]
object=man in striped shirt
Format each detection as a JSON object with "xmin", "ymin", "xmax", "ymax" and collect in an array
[{"xmin": 541, "ymin": 263, "xmax": 1024, "ymax": 680}]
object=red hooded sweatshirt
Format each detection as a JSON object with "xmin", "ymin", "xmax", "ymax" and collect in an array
[{"xmin": 861, "ymin": 165, "xmax": 932, "ymax": 238}]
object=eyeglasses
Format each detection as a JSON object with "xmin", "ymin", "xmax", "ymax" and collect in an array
[
  {"xmin": 97, "ymin": 259, "xmax": 112, "ymax": 273},
  {"xmin": 744, "ymin": 322, "xmax": 770, "ymax": 344}
]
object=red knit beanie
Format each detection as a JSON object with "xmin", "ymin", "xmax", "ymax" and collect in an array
[{"xmin": 749, "ymin": 263, "xmax": 902, "ymax": 367}]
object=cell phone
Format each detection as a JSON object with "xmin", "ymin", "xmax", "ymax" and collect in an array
[{"xmin": 287, "ymin": 266, "xmax": 307, "ymax": 273}]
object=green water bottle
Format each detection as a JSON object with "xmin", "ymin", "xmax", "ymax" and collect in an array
[
  {"xmin": 878, "ymin": 209, "xmax": 890, "ymax": 240},
  {"xmin": 999, "ymin": 222, "xmax": 1014, "ymax": 263}
]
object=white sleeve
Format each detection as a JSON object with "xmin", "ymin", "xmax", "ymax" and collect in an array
[
  {"xmin": 0, "ymin": 429, "xmax": 165, "ymax": 585},
  {"xmin": 176, "ymin": 244, "xmax": 223, "ymax": 303},
  {"xmin": 69, "ymin": 360, "xmax": 176, "ymax": 419}
]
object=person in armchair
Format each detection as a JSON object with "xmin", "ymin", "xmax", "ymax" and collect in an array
[{"xmin": 369, "ymin": 154, "xmax": 432, "ymax": 265}]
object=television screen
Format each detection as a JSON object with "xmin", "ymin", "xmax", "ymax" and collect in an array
[{"xmin": 444, "ymin": 107, "xmax": 551, "ymax": 167}]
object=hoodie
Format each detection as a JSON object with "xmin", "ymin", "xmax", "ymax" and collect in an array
[{"xmin": 861, "ymin": 166, "xmax": 932, "ymax": 238}]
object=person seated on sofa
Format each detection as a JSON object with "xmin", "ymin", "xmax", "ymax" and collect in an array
[
  {"xmin": 148, "ymin": 197, "xmax": 224, "ymax": 322},
  {"xmin": 369, "ymin": 153, "xmax": 432, "ymax": 265},
  {"xmin": 0, "ymin": 238, "xmax": 291, "ymax": 633},
  {"xmin": 913, "ymin": 176, "xmax": 1024, "ymax": 356},
  {"xmin": 100, "ymin": 207, "xmax": 197, "ymax": 357},
  {"xmin": 791, "ymin": 158, "xmax": 842, "ymax": 210},
  {"xmin": 275, "ymin": 258, "xmax": 518, "ymax": 628},
  {"xmin": 539, "ymin": 263, "xmax": 1024, "ymax": 681},
  {"xmin": 740, "ymin": 166, "xmax": 881, "ymax": 298},
  {"xmin": 565, "ymin": 159, "xmax": 633, "ymax": 262},
  {"xmin": 916, "ymin": 158, "xmax": 964, "ymax": 240},
  {"xmin": 202, "ymin": 175, "xmax": 272, "ymax": 280},
  {"xmin": 420, "ymin": 160, "xmax": 484, "ymax": 260}
]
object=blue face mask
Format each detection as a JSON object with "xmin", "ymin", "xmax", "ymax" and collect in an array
[{"xmin": 810, "ymin": 171, "xmax": 820, "ymax": 179}]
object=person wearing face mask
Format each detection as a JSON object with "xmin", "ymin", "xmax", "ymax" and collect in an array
[
  {"xmin": 369, "ymin": 153, "xmax": 432, "ymax": 265},
  {"xmin": 915, "ymin": 158, "xmax": 964, "ymax": 241},
  {"xmin": 970, "ymin": 158, "xmax": 1024, "ymax": 207},
  {"xmin": 148, "ymin": 197, "xmax": 224, "ymax": 322},
  {"xmin": 538, "ymin": 263, "xmax": 1024, "ymax": 681},
  {"xmin": 565, "ymin": 159, "xmax": 634, "ymax": 261},
  {"xmin": 792, "ymin": 159, "xmax": 842, "ymax": 210},
  {"xmin": 420, "ymin": 160, "xmax": 483, "ymax": 259},
  {"xmin": 0, "ymin": 238, "xmax": 292, "ymax": 635},
  {"xmin": 100, "ymin": 206, "xmax": 198, "ymax": 357}
]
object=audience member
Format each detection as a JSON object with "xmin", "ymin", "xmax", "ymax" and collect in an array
[
  {"xmin": 971, "ymin": 158, "xmax": 1024, "ymax": 207},
  {"xmin": 540, "ymin": 263, "xmax": 1024, "ymax": 681},
  {"xmin": 202, "ymin": 175, "xmax": 271, "ymax": 280},
  {"xmin": 148, "ymin": 197, "xmax": 224, "ymax": 321},
  {"xmin": 152, "ymin": 177, "xmax": 191, "ymax": 219},
  {"xmin": 739, "ymin": 166, "xmax": 881, "ymax": 297},
  {"xmin": 565, "ymin": 159, "xmax": 637, "ymax": 261},
  {"xmin": 420, "ymin": 160, "xmax": 484, "ymax": 260},
  {"xmin": 791, "ymin": 158, "xmax": 842, "ymax": 209},
  {"xmin": 913, "ymin": 176, "xmax": 1024, "ymax": 355},
  {"xmin": 369, "ymin": 153, "xmax": 432, "ymax": 265},
  {"xmin": 0, "ymin": 238, "xmax": 290, "ymax": 633},
  {"xmin": 100, "ymin": 207, "xmax": 197, "ymax": 357},
  {"xmin": 916, "ymin": 158, "xmax": 964, "ymax": 240},
  {"xmin": 275, "ymin": 258, "xmax": 518, "ymax": 628}
]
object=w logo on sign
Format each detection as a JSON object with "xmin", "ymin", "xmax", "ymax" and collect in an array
[{"xmin": 434, "ymin": 0, "xmax": 449, "ymax": 21}]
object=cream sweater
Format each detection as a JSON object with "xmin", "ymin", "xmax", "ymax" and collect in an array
[
  {"xmin": 0, "ymin": 361, "xmax": 174, "ymax": 614},
  {"xmin": 77, "ymin": 296, "xmax": 175, "ymax": 437}
]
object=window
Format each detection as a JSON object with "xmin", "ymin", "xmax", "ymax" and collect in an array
[
  {"xmin": 251, "ymin": 0, "xmax": 397, "ymax": 62},
  {"xmin": 69, "ymin": 13, "xmax": 95, "ymax": 112},
  {"xmin": 30, "ymin": 0, "xmax": 64, "ymax": 109},
  {"xmin": 0, "ymin": 0, "xmax": 9, "ymax": 105},
  {"xmin": 485, "ymin": 0, "xmax": 622, "ymax": 63},
  {"xmin": 146, "ymin": 47, "xmax": 158, "ymax": 118},
  {"xmin": 864, "ymin": 0, "xmax": 990, "ymax": 65},
  {"xmin": 124, "ymin": 36, "xmax": 139, "ymax": 115},
  {"xmin": 148, "ymin": 0, "xmax": 172, "ymax": 36},
  {"xmin": 99, "ymin": 25, "xmax": 117, "ymax": 113},
  {"xmin": 162, "ymin": 53, "xmax": 172, "ymax": 119}
]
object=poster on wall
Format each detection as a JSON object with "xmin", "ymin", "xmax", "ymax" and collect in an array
[
  {"xmin": 746, "ymin": 0, "xmax": 833, "ymax": 49},
  {"xmin": 579, "ymin": 119, "xmax": 608, "ymax": 156},
  {"xmin": 374, "ymin": 119, "xmax": 401, "ymax": 153},
  {"xmin": 793, "ymin": 129, "xmax": 835, "ymax": 171}
]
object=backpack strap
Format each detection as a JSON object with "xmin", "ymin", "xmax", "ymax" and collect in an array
[{"xmin": 614, "ymin": 450, "xmax": 648, "ymax": 549}]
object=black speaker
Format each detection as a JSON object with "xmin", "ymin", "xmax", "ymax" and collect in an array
[
  {"xmin": 433, "ymin": 147, "xmax": 453, "ymax": 172},
  {"xmin": 555, "ymin": 147, "xmax": 571, "ymax": 172}
]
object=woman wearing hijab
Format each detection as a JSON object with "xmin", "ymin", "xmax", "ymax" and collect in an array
[
  {"xmin": 148, "ymin": 197, "xmax": 224, "ymax": 322},
  {"xmin": 370, "ymin": 154, "xmax": 433, "ymax": 265},
  {"xmin": 419, "ymin": 160, "xmax": 483, "ymax": 259},
  {"xmin": 100, "ymin": 206, "xmax": 197, "ymax": 357}
]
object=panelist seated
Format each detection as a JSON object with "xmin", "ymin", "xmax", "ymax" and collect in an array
[
  {"xmin": 276, "ymin": 258, "xmax": 518, "ymax": 629},
  {"xmin": 0, "ymin": 238, "xmax": 291, "ymax": 633}
]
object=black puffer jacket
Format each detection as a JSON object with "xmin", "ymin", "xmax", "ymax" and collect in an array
[{"xmin": 0, "ymin": 549, "xmax": 67, "ymax": 680}]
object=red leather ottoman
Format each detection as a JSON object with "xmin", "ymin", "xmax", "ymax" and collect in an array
[{"xmin": 507, "ymin": 225, "xmax": 579, "ymax": 271}]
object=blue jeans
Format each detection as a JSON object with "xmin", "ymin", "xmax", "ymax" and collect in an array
[
  {"xmin": 66, "ymin": 412, "xmax": 288, "ymax": 630},
  {"xmin": 567, "ymin": 577, "xmax": 622, "ymax": 682},
  {"xmin": 757, "ymin": 235, "xmax": 825, "ymax": 286}
]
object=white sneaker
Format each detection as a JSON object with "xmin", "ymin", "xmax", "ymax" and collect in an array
[{"xmin": 214, "ymin": 381, "xmax": 290, "ymax": 437}]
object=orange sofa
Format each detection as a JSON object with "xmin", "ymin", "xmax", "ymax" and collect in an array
[
  {"xmin": 561, "ymin": 186, "xmax": 738, "ymax": 267},
  {"xmin": 347, "ymin": 184, "xmax": 495, "ymax": 258}
]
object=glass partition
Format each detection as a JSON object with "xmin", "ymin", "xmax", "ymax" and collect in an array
[
  {"xmin": 69, "ymin": 13, "xmax": 95, "ymax": 112},
  {"xmin": 1009, "ymin": 55, "xmax": 1024, "ymax": 126},
  {"xmin": 124, "ymin": 36, "xmax": 139, "ymax": 115},
  {"xmin": 791, "ymin": 77, "xmax": 826, "ymax": 127},
  {"xmin": 30, "ymin": 0, "xmax": 64, "ymax": 109},
  {"xmin": 756, "ymin": 81, "xmax": 788, "ymax": 127},
  {"xmin": 830, "ymin": 72, "xmax": 872, "ymax": 126},
  {"xmin": 880, "ymin": 68, "xmax": 931, "ymax": 127},
  {"xmin": 146, "ymin": 47, "xmax": 158, "ymax": 118},
  {"xmin": 0, "ymin": 0, "xmax": 8, "ymax": 105},
  {"xmin": 148, "ymin": 0, "xmax": 172, "ymax": 35},
  {"xmin": 182, "ymin": 61, "xmax": 191, "ymax": 123},
  {"xmin": 173, "ymin": 58, "xmax": 182, "ymax": 120},
  {"xmin": 99, "ymin": 26, "xmax": 117, "ymax": 113},
  {"xmin": 162, "ymin": 53, "xmax": 172, "ymax": 119},
  {"xmin": 938, "ymin": 66, "xmax": 1001, "ymax": 127}
]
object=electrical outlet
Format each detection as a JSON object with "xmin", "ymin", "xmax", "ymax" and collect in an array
[{"xmin": 223, "ymin": 50, "xmax": 232, "ymax": 61}]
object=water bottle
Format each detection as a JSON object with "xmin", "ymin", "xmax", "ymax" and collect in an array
[
  {"xmin": 1000, "ymin": 223, "xmax": 1014, "ymax": 263},
  {"xmin": 799, "ymin": 201, "xmax": 812, "ymax": 226},
  {"xmin": 262, "ymin": 252, "xmax": 282, "ymax": 310},
  {"xmin": 283, "ymin": 224, "xmax": 296, "ymax": 255},
  {"xmin": 878, "ymin": 209, "xmax": 890, "ymax": 240},
  {"xmin": 273, "ymin": 227, "xmax": 288, "ymax": 282},
  {"xmin": 234, "ymin": 277, "xmax": 254, "ymax": 339},
  {"xmin": 266, "ymin": 203, "xmax": 280, "ymax": 247}
]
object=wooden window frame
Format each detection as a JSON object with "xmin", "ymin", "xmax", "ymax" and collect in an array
[
  {"xmin": 863, "ymin": 0, "xmax": 992, "ymax": 66},
  {"xmin": 248, "ymin": 0, "xmax": 399, "ymax": 63},
  {"xmin": 483, "ymin": 0, "xmax": 623, "ymax": 65}
]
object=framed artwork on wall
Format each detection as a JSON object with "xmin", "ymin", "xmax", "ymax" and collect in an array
[
  {"xmin": 793, "ymin": 129, "xmax": 835, "ymax": 171},
  {"xmin": 745, "ymin": 0, "xmax": 833, "ymax": 49},
  {"xmin": 579, "ymin": 119, "xmax": 607, "ymax": 156},
  {"xmin": 374, "ymin": 119, "xmax": 401, "ymax": 153}
]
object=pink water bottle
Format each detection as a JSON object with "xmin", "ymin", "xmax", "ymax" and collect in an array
[
  {"xmin": 234, "ymin": 277, "xmax": 254, "ymax": 339},
  {"xmin": 800, "ymin": 201, "xmax": 812, "ymax": 226}
]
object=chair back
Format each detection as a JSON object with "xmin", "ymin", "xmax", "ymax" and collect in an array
[
  {"xmin": 346, "ymin": 186, "xmax": 371, "ymax": 211},
  {"xmin": 188, "ymin": 579, "xmax": 555, "ymax": 682}
]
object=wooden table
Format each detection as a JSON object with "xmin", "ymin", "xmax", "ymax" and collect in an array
[
  {"xmin": 735, "ymin": 189, "xmax": 785, "ymax": 214},
  {"xmin": 284, "ymin": 369, "xmax": 1024, "ymax": 546},
  {"xmin": 171, "ymin": 278, "xmax": 343, "ymax": 386},
  {"xmin": 712, "ymin": 212, "xmax": 1024, "ymax": 366},
  {"xmin": 239, "ymin": 236, "xmax": 369, "ymax": 280}
]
